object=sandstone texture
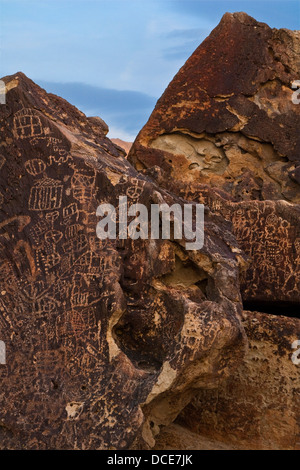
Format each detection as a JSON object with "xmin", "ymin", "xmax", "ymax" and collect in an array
[
  {"xmin": 129, "ymin": 12, "xmax": 300, "ymax": 305},
  {"xmin": 177, "ymin": 311, "xmax": 300, "ymax": 450},
  {"xmin": 111, "ymin": 139, "xmax": 132, "ymax": 156},
  {"xmin": 128, "ymin": 12, "xmax": 300, "ymax": 450},
  {"xmin": 0, "ymin": 11, "xmax": 299, "ymax": 451},
  {"xmin": 0, "ymin": 72, "xmax": 246, "ymax": 449}
]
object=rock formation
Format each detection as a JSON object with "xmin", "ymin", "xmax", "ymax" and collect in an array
[
  {"xmin": 129, "ymin": 12, "xmax": 300, "ymax": 306},
  {"xmin": 111, "ymin": 139, "xmax": 132, "ymax": 156},
  {"xmin": 0, "ymin": 11, "xmax": 299, "ymax": 451},
  {"xmin": 128, "ymin": 12, "xmax": 300, "ymax": 449},
  {"xmin": 176, "ymin": 311, "xmax": 300, "ymax": 450},
  {"xmin": 0, "ymin": 72, "xmax": 247, "ymax": 449}
]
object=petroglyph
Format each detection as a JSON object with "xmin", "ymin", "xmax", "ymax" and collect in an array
[
  {"xmin": 0, "ymin": 71, "xmax": 247, "ymax": 450},
  {"xmin": 13, "ymin": 108, "xmax": 50, "ymax": 140},
  {"xmin": 28, "ymin": 177, "xmax": 63, "ymax": 211}
]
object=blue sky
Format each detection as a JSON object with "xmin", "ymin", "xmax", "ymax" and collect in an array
[{"xmin": 1, "ymin": 0, "xmax": 299, "ymax": 140}]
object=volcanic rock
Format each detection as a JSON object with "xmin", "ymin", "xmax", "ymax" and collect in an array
[
  {"xmin": 128, "ymin": 12, "xmax": 300, "ymax": 449},
  {"xmin": 111, "ymin": 138, "xmax": 132, "ymax": 156},
  {"xmin": 0, "ymin": 72, "xmax": 246, "ymax": 449},
  {"xmin": 176, "ymin": 311, "xmax": 300, "ymax": 450},
  {"xmin": 129, "ymin": 12, "xmax": 300, "ymax": 305}
]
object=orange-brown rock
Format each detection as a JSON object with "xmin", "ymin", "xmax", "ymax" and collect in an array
[
  {"xmin": 129, "ymin": 12, "xmax": 300, "ymax": 203},
  {"xmin": 129, "ymin": 12, "xmax": 300, "ymax": 305},
  {"xmin": 176, "ymin": 311, "xmax": 300, "ymax": 450},
  {"xmin": 111, "ymin": 138, "xmax": 132, "ymax": 156},
  {"xmin": 0, "ymin": 72, "xmax": 247, "ymax": 449}
]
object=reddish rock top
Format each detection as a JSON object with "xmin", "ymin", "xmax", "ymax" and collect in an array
[
  {"xmin": 129, "ymin": 12, "xmax": 300, "ymax": 203},
  {"xmin": 111, "ymin": 138, "xmax": 132, "ymax": 156},
  {"xmin": 129, "ymin": 12, "xmax": 300, "ymax": 306}
]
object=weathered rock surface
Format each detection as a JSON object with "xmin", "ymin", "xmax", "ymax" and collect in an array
[
  {"xmin": 176, "ymin": 311, "xmax": 300, "ymax": 450},
  {"xmin": 129, "ymin": 12, "xmax": 300, "ymax": 305},
  {"xmin": 153, "ymin": 423, "xmax": 243, "ymax": 450},
  {"xmin": 0, "ymin": 11, "xmax": 299, "ymax": 451},
  {"xmin": 111, "ymin": 139, "xmax": 132, "ymax": 156},
  {"xmin": 129, "ymin": 12, "xmax": 300, "ymax": 203},
  {"xmin": 0, "ymin": 73, "xmax": 247, "ymax": 449},
  {"xmin": 128, "ymin": 12, "xmax": 300, "ymax": 449}
]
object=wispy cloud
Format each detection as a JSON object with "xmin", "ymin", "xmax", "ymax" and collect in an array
[
  {"xmin": 163, "ymin": 28, "xmax": 208, "ymax": 40},
  {"xmin": 37, "ymin": 80, "xmax": 157, "ymax": 141},
  {"xmin": 162, "ymin": 39, "xmax": 203, "ymax": 61}
]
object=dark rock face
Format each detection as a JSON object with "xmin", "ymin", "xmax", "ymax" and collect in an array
[
  {"xmin": 0, "ymin": 73, "xmax": 246, "ymax": 449},
  {"xmin": 128, "ymin": 12, "xmax": 300, "ymax": 449},
  {"xmin": 129, "ymin": 12, "xmax": 300, "ymax": 305},
  {"xmin": 129, "ymin": 12, "xmax": 300, "ymax": 202},
  {"xmin": 1, "ymin": 12, "xmax": 299, "ymax": 451}
]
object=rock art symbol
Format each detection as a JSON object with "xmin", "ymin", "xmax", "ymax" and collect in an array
[
  {"xmin": 45, "ymin": 230, "xmax": 63, "ymax": 245},
  {"xmin": 0, "ymin": 154, "xmax": 6, "ymax": 170},
  {"xmin": 28, "ymin": 177, "xmax": 63, "ymax": 211}
]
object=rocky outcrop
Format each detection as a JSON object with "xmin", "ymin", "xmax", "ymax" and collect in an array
[
  {"xmin": 129, "ymin": 12, "xmax": 300, "ymax": 305},
  {"xmin": 0, "ymin": 72, "xmax": 247, "ymax": 449},
  {"xmin": 0, "ymin": 12, "xmax": 299, "ymax": 451},
  {"xmin": 128, "ymin": 12, "xmax": 300, "ymax": 449},
  {"xmin": 111, "ymin": 139, "xmax": 132, "ymax": 156},
  {"xmin": 176, "ymin": 311, "xmax": 300, "ymax": 450},
  {"xmin": 129, "ymin": 12, "xmax": 300, "ymax": 203}
]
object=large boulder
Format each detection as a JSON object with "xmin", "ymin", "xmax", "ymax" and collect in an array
[
  {"xmin": 129, "ymin": 12, "xmax": 300, "ymax": 305},
  {"xmin": 0, "ymin": 73, "xmax": 246, "ymax": 449},
  {"xmin": 128, "ymin": 12, "xmax": 300, "ymax": 450}
]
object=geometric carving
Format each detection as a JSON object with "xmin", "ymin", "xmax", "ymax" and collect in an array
[{"xmin": 28, "ymin": 177, "xmax": 63, "ymax": 211}]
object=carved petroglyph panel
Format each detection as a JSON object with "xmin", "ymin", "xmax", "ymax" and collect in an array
[
  {"xmin": 28, "ymin": 177, "xmax": 63, "ymax": 211},
  {"xmin": 13, "ymin": 108, "xmax": 50, "ymax": 140},
  {"xmin": 229, "ymin": 201, "xmax": 299, "ymax": 302},
  {"xmin": 0, "ymin": 154, "xmax": 6, "ymax": 170},
  {"xmin": 0, "ymin": 71, "xmax": 248, "ymax": 450}
]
